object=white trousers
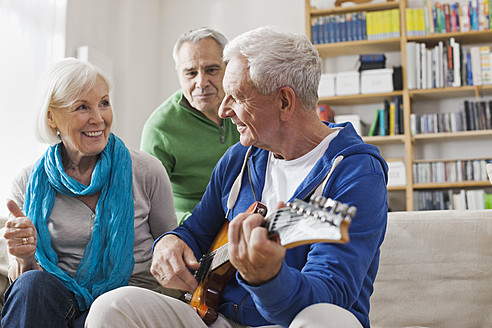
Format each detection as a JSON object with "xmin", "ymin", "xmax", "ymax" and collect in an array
[{"xmin": 85, "ymin": 286, "xmax": 363, "ymax": 328}]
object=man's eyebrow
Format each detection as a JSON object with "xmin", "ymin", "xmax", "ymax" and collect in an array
[
  {"xmin": 181, "ymin": 66, "xmax": 197, "ymax": 73},
  {"xmin": 204, "ymin": 64, "xmax": 222, "ymax": 70},
  {"xmin": 181, "ymin": 63, "xmax": 222, "ymax": 73}
]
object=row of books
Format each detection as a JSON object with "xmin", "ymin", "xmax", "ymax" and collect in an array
[
  {"xmin": 406, "ymin": 8, "xmax": 428, "ymax": 37},
  {"xmin": 414, "ymin": 189, "xmax": 492, "ymax": 210},
  {"xmin": 409, "ymin": 99, "xmax": 492, "ymax": 134},
  {"xmin": 310, "ymin": 9, "xmax": 400, "ymax": 44},
  {"xmin": 418, "ymin": 0, "xmax": 492, "ymax": 36},
  {"xmin": 311, "ymin": 13, "xmax": 366, "ymax": 44},
  {"xmin": 412, "ymin": 158, "xmax": 491, "ymax": 184},
  {"xmin": 406, "ymin": 40, "xmax": 492, "ymax": 89},
  {"xmin": 368, "ymin": 96, "xmax": 404, "ymax": 136}
]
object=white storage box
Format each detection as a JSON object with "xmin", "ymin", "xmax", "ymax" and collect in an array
[
  {"xmin": 360, "ymin": 68, "xmax": 394, "ymax": 94},
  {"xmin": 387, "ymin": 160, "xmax": 406, "ymax": 187},
  {"xmin": 335, "ymin": 71, "xmax": 360, "ymax": 96},
  {"xmin": 334, "ymin": 114, "xmax": 362, "ymax": 136},
  {"xmin": 318, "ymin": 73, "xmax": 335, "ymax": 97}
]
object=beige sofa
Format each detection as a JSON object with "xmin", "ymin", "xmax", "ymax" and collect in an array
[
  {"xmin": 1, "ymin": 209, "xmax": 492, "ymax": 327},
  {"xmin": 371, "ymin": 209, "xmax": 492, "ymax": 328}
]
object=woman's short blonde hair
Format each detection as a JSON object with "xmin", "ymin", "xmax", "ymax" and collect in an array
[{"xmin": 35, "ymin": 58, "xmax": 112, "ymax": 145}]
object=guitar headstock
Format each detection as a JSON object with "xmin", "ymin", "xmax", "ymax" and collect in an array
[{"xmin": 264, "ymin": 195, "xmax": 356, "ymax": 248}]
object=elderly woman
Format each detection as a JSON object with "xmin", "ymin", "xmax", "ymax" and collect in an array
[{"xmin": 1, "ymin": 58, "xmax": 177, "ymax": 327}]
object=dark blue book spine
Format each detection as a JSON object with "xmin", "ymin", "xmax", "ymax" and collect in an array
[
  {"xmin": 311, "ymin": 18, "xmax": 319, "ymax": 44},
  {"xmin": 323, "ymin": 16, "xmax": 330, "ymax": 43},
  {"xmin": 466, "ymin": 52, "xmax": 473, "ymax": 85},
  {"xmin": 340, "ymin": 14, "xmax": 347, "ymax": 42},
  {"xmin": 329, "ymin": 16, "xmax": 336, "ymax": 43},
  {"xmin": 362, "ymin": 12, "xmax": 367, "ymax": 40},
  {"xmin": 335, "ymin": 15, "xmax": 341, "ymax": 43}
]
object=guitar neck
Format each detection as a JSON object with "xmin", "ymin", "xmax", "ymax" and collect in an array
[
  {"xmin": 196, "ymin": 197, "xmax": 355, "ymax": 282},
  {"xmin": 210, "ymin": 244, "xmax": 230, "ymax": 272}
]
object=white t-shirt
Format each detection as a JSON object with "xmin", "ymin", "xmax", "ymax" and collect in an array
[{"xmin": 261, "ymin": 129, "xmax": 341, "ymax": 212}]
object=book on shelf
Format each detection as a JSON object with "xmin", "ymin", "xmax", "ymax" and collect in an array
[
  {"xmin": 368, "ymin": 109, "xmax": 380, "ymax": 137},
  {"xmin": 415, "ymin": 0, "xmax": 492, "ymax": 35},
  {"xmin": 317, "ymin": 104, "xmax": 335, "ymax": 122},
  {"xmin": 367, "ymin": 96, "xmax": 403, "ymax": 137},
  {"xmin": 410, "ymin": 99, "xmax": 492, "ymax": 134},
  {"xmin": 413, "ymin": 159, "xmax": 492, "ymax": 184},
  {"xmin": 406, "ymin": 42, "xmax": 418, "ymax": 89},
  {"xmin": 389, "ymin": 103, "xmax": 396, "ymax": 135},
  {"xmin": 480, "ymin": 46, "xmax": 492, "ymax": 84},
  {"xmin": 414, "ymin": 189, "xmax": 491, "ymax": 210},
  {"xmin": 406, "ymin": 39, "xmax": 492, "ymax": 89},
  {"xmin": 310, "ymin": 8, "xmax": 400, "ymax": 44},
  {"xmin": 384, "ymin": 99, "xmax": 390, "ymax": 135},
  {"xmin": 379, "ymin": 108, "xmax": 386, "ymax": 136}
]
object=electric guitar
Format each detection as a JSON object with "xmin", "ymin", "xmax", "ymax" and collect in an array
[{"xmin": 182, "ymin": 195, "xmax": 357, "ymax": 325}]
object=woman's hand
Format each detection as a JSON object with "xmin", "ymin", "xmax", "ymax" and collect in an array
[{"xmin": 4, "ymin": 200, "xmax": 38, "ymax": 273}]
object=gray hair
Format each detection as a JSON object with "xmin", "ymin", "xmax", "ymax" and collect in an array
[
  {"xmin": 35, "ymin": 57, "xmax": 112, "ymax": 145},
  {"xmin": 223, "ymin": 26, "xmax": 321, "ymax": 110},
  {"xmin": 172, "ymin": 27, "xmax": 228, "ymax": 68}
]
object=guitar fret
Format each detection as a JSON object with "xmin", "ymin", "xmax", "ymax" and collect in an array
[{"xmin": 210, "ymin": 244, "xmax": 229, "ymax": 271}]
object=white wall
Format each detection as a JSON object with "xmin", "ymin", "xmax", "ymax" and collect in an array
[
  {"xmin": 65, "ymin": 0, "xmax": 305, "ymax": 150},
  {"xmin": 0, "ymin": 0, "xmax": 66, "ymax": 217},
  {"xmin": 65, "ymin": 0, "xmax": 164, "ymax": 150}
]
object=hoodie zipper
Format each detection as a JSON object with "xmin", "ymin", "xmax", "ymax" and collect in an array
[{"xmin": 233, "ymin": 294, "xmax": 250, "ymax": 324}]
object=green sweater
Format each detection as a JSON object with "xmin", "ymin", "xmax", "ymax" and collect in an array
[{"xmin": 141, "ymin": 90, "xmax": 239, "ymax": 224}]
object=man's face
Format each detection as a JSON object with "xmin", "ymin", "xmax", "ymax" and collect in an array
[
  {"xmin": 176, "ymin": 38, "xmax": 225, "ymax": 116},
  {"xmin": 219, "ymin": 55, "xmax": 280, "ymax": 150}
]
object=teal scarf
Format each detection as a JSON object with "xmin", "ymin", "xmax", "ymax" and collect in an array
[{"xmin": 24, "ymin": 133, "xmax": 135, "ymax": 311}]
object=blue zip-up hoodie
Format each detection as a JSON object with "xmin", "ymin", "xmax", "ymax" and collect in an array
[{"xmin": 171, "ymin": 122, "xmax": 388, "ymax": 327}]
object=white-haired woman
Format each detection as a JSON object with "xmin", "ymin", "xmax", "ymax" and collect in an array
[{"xmin": 1, "ymin": 58, "xmax": 177, "ymax": 327}]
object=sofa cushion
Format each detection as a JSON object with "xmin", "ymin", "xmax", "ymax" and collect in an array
[{"xmin": 370, "ymin": 209, "xmax": 492, "ymax": 328}]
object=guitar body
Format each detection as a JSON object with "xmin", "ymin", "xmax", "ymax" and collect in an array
[
  {"xmin": 185, "ymin": 196, "xmax": 355, "ymax": 326},
  {"xmin": 188, "ymin": 202, "xmax": 267, "ymax": 325},
  {"xmin": 188, "ymin": 222, "xmax": 234, "ymax": 324}
]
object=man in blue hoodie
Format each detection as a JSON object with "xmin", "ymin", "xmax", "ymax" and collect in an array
[{"xmin": 86, "ymin": 26, "xmax": 388, "ymax": 328}]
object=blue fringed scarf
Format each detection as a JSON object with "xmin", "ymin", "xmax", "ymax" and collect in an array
[{"xmin": 23, "ymin": 133, "xmax": 135, "ymax": 311}]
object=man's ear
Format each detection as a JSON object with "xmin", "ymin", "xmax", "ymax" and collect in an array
[
  {"xmin": 278, "ymin": 87, "xmax": 296, "ymax": 121},
  {"xmin": 47, "ymin": 109, "xmax": 57, "ymax": 129}
]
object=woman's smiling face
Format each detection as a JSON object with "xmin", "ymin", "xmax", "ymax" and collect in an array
[{"xmin": 47, "ymin": 75, "xmax": 113, "ymax": 162}]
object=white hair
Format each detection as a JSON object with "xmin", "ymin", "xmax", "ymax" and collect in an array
[
  {"xmin": 172, "ymin": 27, "xmax": 228, "ymax": 68},
  {"xmin": 34, "ymin": 58, "xmax": 112, "ymax": 145},
  {"xmin": 223, "ymin": 26, "xmax": 321, "ymax": 110}
]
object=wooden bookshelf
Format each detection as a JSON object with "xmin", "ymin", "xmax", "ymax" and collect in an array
[
  {"xmin": 315, "ymin": 38, "xmax": 401, "ymax": 57},
  {"xmin": 413, "ymin": 129, "xmax": 492, "ymax": 141},
  {"xmin": 306, "ymin": 0, "xmax": 492, "ymax": 211},
  {"xmin": 319, "ymin": 91, "xmax": 403, "ymax": 106},
  {"xmin": 414, "ymin": 181, "xmax": 491, "ymax": 189}
]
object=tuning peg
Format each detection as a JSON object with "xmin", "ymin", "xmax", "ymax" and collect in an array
[
  {"xmin": 322, "ymin": 198, "xmax": 337, "ymax": 212},
  {"xmin": 296, "ymin": 204, "xmax": 306, "ymax": 215},
  {"xmin": 346, "ymin": 206, "xmax": 357, "ymax": 221},
  {"xmin": 310, "ymin": 195, "xmax": 327, "ymax": 207},
  {"xmin": 336, "ymin": 203, "xmax": 349, "ymax": 216}
]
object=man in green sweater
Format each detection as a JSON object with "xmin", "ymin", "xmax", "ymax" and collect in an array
[{"xmin": 141, "ymin": 27, "xmax": 239, "ymax": 224}]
